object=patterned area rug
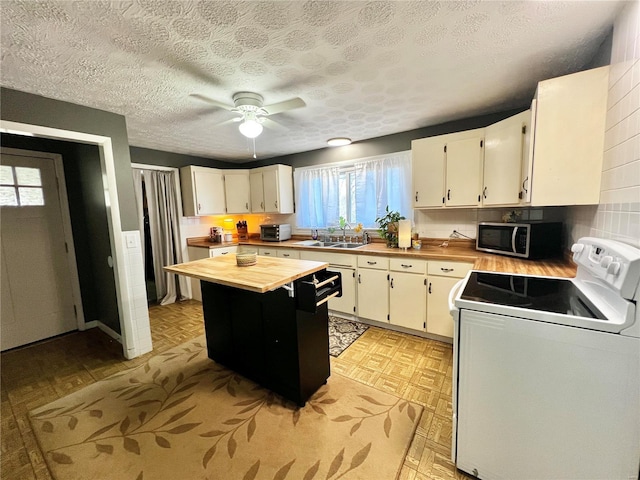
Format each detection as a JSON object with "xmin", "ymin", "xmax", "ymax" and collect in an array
[
  {"xmin": 329, "ymin": 316, "xmax": 369, "ymax": 357},
  {"xmin": 29, "ymin": 336, "xmax": 421, "ymax": 480}
]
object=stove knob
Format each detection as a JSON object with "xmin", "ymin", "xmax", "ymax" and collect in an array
[
  {"xmin": 607, "ymin": 262, "xmax": 621, "ymax": 275},
  {"xmin": 600, "ymin": 256, "xmax": 613, "ymax": 268},
  {"xmin": 571, "ymin": 243, "xmax": 584, "ymax": 253}
]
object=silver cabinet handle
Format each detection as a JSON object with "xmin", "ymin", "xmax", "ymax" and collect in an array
[
  {"xmin": 440, "ymin": 267, "xmax": 454, "ymax": 272},
  {"xmin": 221, "ymin": 252, "xmax": 228, "ymax": 255},
  {"xmin": 358, "ymin": 274, "xmax": 361, "ymax": 284},
  {"xmin": 261, "ymin": 201, "xmax": 264, "ymax": 209},
  {"xmin": 483, "ymin": 186, "xmax": 487, "ymax": 199},
  {"xmin": 390, "ymin": 278, "xmax": 394, "ymax": 288},
  {"xmin": 245, "ymin": 202, "xmax": 249, "ymax": 210},
  {"xmin": 275, "ymin": 200, "xmax": 278, "ymax": 209},
  {"xmin": 428, "ymin": 282, "xmax": 432, "ymax": 294},
  {"xmin": 263, "ymin": 252, "xmax": 271, "ymax": 255},
  {"xmin": 415, "ymin": 192, "xmax": 418, "ymax": 202},
  {"xmin": 367, "ymin": 261, "xmax": 377, "ymax": 265},
  {"xmin": 283, "ymin": 253, "xmax": 290, "ymax": 257},
  {"xmin": 401, "ymin": 264, "xmax": 412, "ymax": 268},
  {"xmin": 198, "ymin": 203, "xmax": 201, "ymax": 212}
]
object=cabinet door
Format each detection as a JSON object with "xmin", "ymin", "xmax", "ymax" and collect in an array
[
  {"xmin": 224, "ymin": 171, "xmax": 251, "ymax": 213},
  {"xmin": 531, "ymin": 66, "xmax": 608, "ymax": 206},
  {"xmin": 412, "ymin": 136, "xmax": 446, "ymax": 207},
  {"xmin": 328, "ymin": 267, "xmax": 356, "ymax": 315},
  {"xmin": 483, "ymin": 111, "xmax": 528, "ymax": 206},
  {"xmin": 258, "ymin": 247, "xmax": 277, "ymax": 257},
  {"xmin": 262, "ymin": 168, "xmax": 280, "ymax": 213},
  {"xmin": 445, "ymin": 135, "xmax": 483, "ymax": 207},
  {"xmin": 210, "ymin": 246, "xmax": 237, "ymax": 258},
  {"xmin": 426, "ymin": 275, "xmax": 458, "ymax": 338},
  {"xmin": 389, "ymin": 272, "xmax": 426, "ymax": 331},
  {"xmin": 194, "ymin": 169, "xmax": 226, "ymax": 215},
  {"xmin": 357, "ymin": 268, "xmax": 388, "ymax": 322},
  {"xmin": 250, "ymin": 172, "xmax": 265, "ymax": 213}
]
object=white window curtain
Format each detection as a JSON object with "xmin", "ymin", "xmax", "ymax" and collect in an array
[
  {"xmin": 294, "ymin": 166, "xmax": 341, "ymax": 228},
  {"xmin": 354, "ymin": 151, "xmax": 411, "ymax": 227},
  {"xmin": 132, "ymin": 168, "xmax": 188, "ymax": 305}
]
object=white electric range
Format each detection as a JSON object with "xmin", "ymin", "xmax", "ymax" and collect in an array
[{"xmin": 449, "ymin": 237, "xmax": 640, "ymax": 480}]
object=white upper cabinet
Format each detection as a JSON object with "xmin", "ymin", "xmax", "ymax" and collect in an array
[
  {"xmin": 412, "ymin": 135, "xmax": 446, "ymax": 207},
  {"xmin": 224, "ymin": 170, "xmax": 251, "ymax": 214},
  {"xmin": 482, "ymin": 110, "xmax": 530, "ymax": 206},
  {"xmin": 180, "ymin": 165, "xmax": 226, "ymax": 216},
  {"xmin": 528, "ymin": 66, "xmax": 609, "ymax": 206},
  {"xmin": 412, "ymin": 128, "xmax": 483, "ymax": 208},
  {"xmin": 250, "ymin": 164, "xmax": 294, "ymax": 214},
  {"xmin": 445, "ymin": 131, "xmax": 484, "ymax": 207}
]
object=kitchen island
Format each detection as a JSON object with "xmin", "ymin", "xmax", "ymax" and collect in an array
[{"xmin": 165, "ymin": 254, "xmax": 339, "ymax": 406}]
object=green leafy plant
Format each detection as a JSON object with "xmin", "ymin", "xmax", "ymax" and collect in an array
[{"xmin": 375, "ymin": 206, "xmax": 405, "ymax": 248}]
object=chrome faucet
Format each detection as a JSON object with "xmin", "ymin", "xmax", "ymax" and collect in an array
[{"xmin": 362, "ymin": 232, "xmax": 370, "ymax": 244}]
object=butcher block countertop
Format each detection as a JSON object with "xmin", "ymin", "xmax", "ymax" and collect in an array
[
  {"xmin": 164, "ymin": 254, "xmax": 328, "ymax": 293},
  {"xmin": 187, "ymin": 237, "xmax": 577, "ymax": 278}
]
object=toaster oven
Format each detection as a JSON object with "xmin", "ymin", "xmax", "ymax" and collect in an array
[{"xmin": 260, "ymin": 224, "xmax": 291, "ymax": 242}]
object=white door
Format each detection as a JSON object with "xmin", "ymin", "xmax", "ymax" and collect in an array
[
  {"xmin": 1, "ymin": 153, "xmax": 77, "ymax": 350},
  {"xmin": 194, "ymin": 169, "xmax": 225, "ymax": 215},
  {"xmin": 412, "ymin": 136, "xmax": 446, "ymax": 207},
  {"xmin": 224, "ymin": 172, "xmax": 250, "ymax": 213}
]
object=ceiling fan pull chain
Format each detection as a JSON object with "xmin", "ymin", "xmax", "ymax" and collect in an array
[{"xmin": 252, "ymin": 138, "xmax": 257, "ymax": 159}]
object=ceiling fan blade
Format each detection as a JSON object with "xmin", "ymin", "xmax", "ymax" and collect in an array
[
  {"xmin": 213, "ymin": 117, "xmax": 242, "ymax": 127},
  {"xmin": 189, "ymin": 93, "xmax": 235, "ymax": 111},
  {"xmin": 262, "ymin": 97, "xmax": 306, "ymax": 115},
  {"xmin": 261, "ymin": 117, "xmax": 287, "ymax": 132}
]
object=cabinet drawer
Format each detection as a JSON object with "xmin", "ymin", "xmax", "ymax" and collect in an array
[
  {"xmin": 258, "ymin": 247, "xmax": 278, "ymax": 257},
  {"xmin": 299, "ymin": 251, "xmax": 356, "ymax": 268},
  {"xmin": 427, "ymin": 261, "xmax": 473, "ymax": 278},
  {"xmin": 357, "ymin": 255, "xmax": 389, "ymax": 270},
  {"xmin": 277, "ymin": 249, "xmax": 300, "ymax": 259},
  {"xmin": 389, "ymin": 258, "xmax": 427, "ymax": 274},
  {"xmin": 210, "ymin": 246, "xmax": 237, "ymax": 257}
]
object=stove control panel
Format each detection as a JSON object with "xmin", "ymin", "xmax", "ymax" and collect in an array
[{"xmin": 572, "ymin": 237, "xmax": 640, "ymax": 300}]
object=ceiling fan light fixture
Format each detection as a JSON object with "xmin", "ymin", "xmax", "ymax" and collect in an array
[
  {"xmin": 327, "ymin": 137, "xmax": 351, "ymax": 147},
  {"xmin": 239, "ymin": 118, "xmax": 263, "ymax": 138}
]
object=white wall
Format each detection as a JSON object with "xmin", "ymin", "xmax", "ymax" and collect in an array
[{"xmin": 566, "ymin": 1, "xmax": 640, "ymax": 247}]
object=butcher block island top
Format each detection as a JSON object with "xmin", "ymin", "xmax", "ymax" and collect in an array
[{"xmin": 164, "ymin": 254, "xmax": 328, "ymax": 293}]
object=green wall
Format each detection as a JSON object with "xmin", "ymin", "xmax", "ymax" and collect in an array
[
  {"xmin": 130, "ymin": 146, "xmax": 236, "ymax": 169},
  {"xmin": 1, "ymin": 87, "xmax": 138, "ymax": 230}
]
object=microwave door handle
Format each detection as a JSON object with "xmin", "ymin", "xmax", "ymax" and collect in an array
[{"xmin": 511, "ymin": 226, "xmax": 518, "ymax": 254}]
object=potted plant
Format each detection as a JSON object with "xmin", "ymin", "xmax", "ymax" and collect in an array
[{"xmin": 375, "ymin": 206, "xmax": 405, "ymax": 248}]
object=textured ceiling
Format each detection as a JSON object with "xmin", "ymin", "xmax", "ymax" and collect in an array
[{"xmin": 0, "ymin": 1, "xmax": 625, "ymax": 163}]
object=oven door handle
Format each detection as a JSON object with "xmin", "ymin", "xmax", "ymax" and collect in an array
[
  {"xmin": 511, "ymin": 226, "xmax": 518, "ymax": 254},
  {"xmin": 448, "ymin": 278, "xmax": 465, "ymax": 314}
]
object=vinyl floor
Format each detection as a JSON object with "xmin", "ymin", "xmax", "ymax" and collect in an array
[{"xmin": 1, "ymin": 300, "xmax": 471, "ymax": 480}]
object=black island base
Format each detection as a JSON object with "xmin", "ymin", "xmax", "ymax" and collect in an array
[{"xmin": 200, "ymin": 270, "xmax": 341, "ymax": 407}]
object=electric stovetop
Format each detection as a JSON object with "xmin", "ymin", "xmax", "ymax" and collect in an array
[{"xmin": 461, "ymin": 272, "xmax": 606, "ymax": 320}]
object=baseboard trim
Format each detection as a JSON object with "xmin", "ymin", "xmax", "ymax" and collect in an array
[{"xmin": 85, "ymin": 320, "xmax": 122, "ymax": 343}]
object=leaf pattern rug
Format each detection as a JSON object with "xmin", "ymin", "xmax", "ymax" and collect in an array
[
  {"xmin": 29, "ymin": 335, "xmax": 422, "ymax": 480},
  {"xmin": 328, "ymin": 316, "xmax": 369, "ymax": 357}
]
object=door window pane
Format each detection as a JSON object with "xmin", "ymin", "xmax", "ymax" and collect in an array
[
  {"xmin": 0, "ymin": 165, "xmax": 15, "ymax": 185},
  {"xmin": 18, "ymin": 187, "xmax": 45, "ymax": 206},
  {"xmin": 0, "ymin": 186, "xmax": 18, "ymax": 206},
  {"xmin": 15, "ymin": 167, "xmax": 42, "ymax": 186}
]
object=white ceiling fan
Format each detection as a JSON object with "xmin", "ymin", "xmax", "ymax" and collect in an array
[{"xmin": 190, "ymin": 92, "xmax": 306, "ymax": 139}]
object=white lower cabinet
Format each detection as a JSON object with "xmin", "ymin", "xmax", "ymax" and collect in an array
[
  {"xmin": 328, "ymin": 266, "xmax": 357, "ymax": 315},
  {"xmin": 187, "ymin": 246, "xmax": 237, "ymax": 301},
  {"xmin": 258, "ymin": 247, "xmax": 278, "ymax": 257},
  {"xmin": 426, "ymin": 261, "xmax": 473, "ymax": 338},
  {"xmin": 389, "ymin": 258, "xmax": 427, "ymax": 331},
  {"xmin": 357, "ymin": 267, "xmax": 389, "ymax": 323}
]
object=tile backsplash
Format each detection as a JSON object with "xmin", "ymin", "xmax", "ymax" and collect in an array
[{"xmin": 566, "ymin": 0, "xmax": 639, "ymax": 248}]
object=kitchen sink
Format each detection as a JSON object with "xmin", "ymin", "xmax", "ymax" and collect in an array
[{"xmin": 293, "ymin": 240, "xmax": 364, "ymax": 249}]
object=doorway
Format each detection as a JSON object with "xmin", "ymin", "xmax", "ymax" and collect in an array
[{"xmin": 0, "ymin": 148, "xmax": 83, "ymax": 350}]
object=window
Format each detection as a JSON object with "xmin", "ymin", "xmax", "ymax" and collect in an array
[
  {"xmin": 295, "ymin": 151, "xmax": 411, "ymax": 228},
  {"xmin": 0, "ymin": 165, "xmax": 45, "ymax": 206}
]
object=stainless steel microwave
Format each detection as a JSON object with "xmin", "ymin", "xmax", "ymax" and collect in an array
[
  {"xmin": 260, "ymin": 223, "xmax": 291, "ymax": 242},
  {"xmin": 476, "ymin": 222, "xmax": 563, "ymax": 259}
]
